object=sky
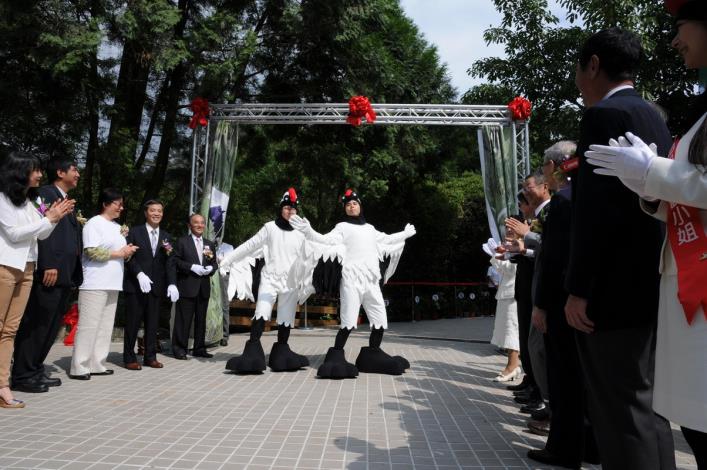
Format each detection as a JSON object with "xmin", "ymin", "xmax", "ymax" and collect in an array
[{"xmin": 400, "ymin": 0, "xmax": 569, "ymax": 97}]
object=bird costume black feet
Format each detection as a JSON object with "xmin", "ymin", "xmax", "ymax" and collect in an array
[{"xmin": 317, "ymin": 347, "xmax": 358, "ymax": 379}]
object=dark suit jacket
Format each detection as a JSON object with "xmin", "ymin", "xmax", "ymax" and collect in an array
[
  {"xmin": 566, "ymin": 88, "xmax": 671, "ymax": 330},
  {"xmin": 535, "ymin": 193, "xmax": 572, "ymax": 313},
  {"xmin": 35, "ymin": 184, "xmax": 82, "ymax": 288},
  {"xmin": 173, "ymin": 234, "xmax": 218, "ymax": 298},
  {"xmin": 123, "ymin": 225, "xmax": 177, "ymax": 296}
]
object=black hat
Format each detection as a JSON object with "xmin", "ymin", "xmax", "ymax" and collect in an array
[
  {"xmin": 341, "ymin": 189, "xmax": 361, "ymax": 206},
  {"xmin": 666, "ymin": 0, "xmax": 707, "ymax": 21},
  {"xmin": 280, "ymin": 188, "xmax": 299, "ymax": 208}
]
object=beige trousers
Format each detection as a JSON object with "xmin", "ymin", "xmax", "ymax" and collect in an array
[
  {"xmin": 0, "ymin": 263, "xmax": 34, "ymax": 388},
  {"xmin": 70, "ymin": 290, "xmax": 119, "ymax": 375}
]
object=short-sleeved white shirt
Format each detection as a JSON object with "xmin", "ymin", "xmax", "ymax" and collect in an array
[{"xmin": 80, "ymin": 215, "xmax": 126, "ymax": 291}]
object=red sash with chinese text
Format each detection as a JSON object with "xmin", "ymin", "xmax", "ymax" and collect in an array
[{"xmin": 666, "ymin": 138, "xmax": 707, "ymax": 324}]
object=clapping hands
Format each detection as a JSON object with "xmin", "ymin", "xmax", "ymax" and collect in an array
[{"xmin": 44, "ymin": 198, "xmax": 75, "ymax": 223}]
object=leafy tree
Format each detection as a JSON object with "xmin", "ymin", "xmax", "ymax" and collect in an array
[{"xmin": 470, "ymin": 0, "xmax": 700, "ymax": 158}]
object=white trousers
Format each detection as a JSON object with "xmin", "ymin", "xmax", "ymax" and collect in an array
[
  {"xmin": 71, "ymin": 290, "xmax": 119, "ymax": 375},
  {"xmin": 339, "ymin": 280, "xmax": 387, "ymax": 330},
  {"xmin": 253, "ymin": 280, "xmax": 298, "ymax": 327}
]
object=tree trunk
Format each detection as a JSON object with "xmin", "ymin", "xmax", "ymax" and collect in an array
[
  {"xmin": 142, "ymin": 0, "xmax": 190, "ymax": 203},
  {"xmin": 99, "ymin": 35, "xmax": 152, "ymax": 191}
]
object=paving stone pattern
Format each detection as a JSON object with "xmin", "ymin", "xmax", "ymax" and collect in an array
[{"xmin": 0, "ymin": 318, "xmax": 697, "ymax": 469}]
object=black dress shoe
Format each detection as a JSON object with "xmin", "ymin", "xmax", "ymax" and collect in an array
[
  {"xmin": 506, "ymin": 377, "xmax": 530, "ymax": 391},
  {"xmin": 527, "ymin": 448, "xmax": 580, "ymax": 469},
  {"xmin": 39, "ymin": 375, "xmax": 62, "ymax": 387},
  {"xmin": 174, "ymin": 354, "xmax": 188, "ymax": 360},
  {"xmin": 192, "ymin": 351, "xmax": 213, "ymax": 358},
  {"xmin": 520, "ymin": 400, "xmax": 546, "ymax": 414},
  {"xmin": 514, "ymin": 393, "xmax": 532, "ymax": 404},
  {"xmin": 530, "ymin": 406, "xmax": 551, "ymax": 421},
  {"xmin": 11, "ymin": 380, "xmax": 49, "ymax": 393},
  {"xmin": 219, "ymin": 338, "xmax": 228, "ymax": 347},
  {"xmin": 68, "ymin": 373, "xmax": 91, "ymax": 380},
  {"xmin": 90, "ymin": 369, "xmax": 114, "ymax": 376}
]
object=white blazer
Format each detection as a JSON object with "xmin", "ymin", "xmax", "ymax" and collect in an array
[
  {"xmin": 641, "ymin": 113, "xmax": 707, "ymax": 275},
  {"xmin": 0, "ymin": 193, "xmax": 56, "ymax": 271}
]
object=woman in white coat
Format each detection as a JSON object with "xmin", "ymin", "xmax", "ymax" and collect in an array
[
  {"xmin": 486, "ymin": 244, "xmax": 520, "ymax": 382},
  {"xmin": 0, "ymin": 152, "xmax": 73, "ymax": 408},
  {"xmin": 586, "ymin": 1, "xmax": 707, "ymax": 465}
]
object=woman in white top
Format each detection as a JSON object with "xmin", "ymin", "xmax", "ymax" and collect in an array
[
  {"xmin": 488, "ymin": 246, "xmax": 519, "ymax": 382},
  {"xmin": 69, "ymin": 188, "xmax": 137, "ymax": 380},
  {"xmin": 0, "ymin": 151, "xmax": 73, "ymax": 408},
  {"xmin": 586, "ymin": 1, "xmax": 707, "ymax": 466}
]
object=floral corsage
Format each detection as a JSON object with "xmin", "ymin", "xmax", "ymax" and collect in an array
[
  {"xmin": 529, "ymin": 219, "xmax": 543, "ymax": 234},
  {"xmin": 76, "ymin": 210, "xmax": 87, "ymax": 226},
  {"xmin": 162, "ymin": 239, "xmax": 174, "ymax": 256},
  {"xmin": 203, "ymin": 245, "xmax": 214, "ymax": 260},
  {"xmin": 33, "ymin": 197, "xmax": 48, "ymax": 216}
]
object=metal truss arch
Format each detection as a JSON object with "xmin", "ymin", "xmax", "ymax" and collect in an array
[{"xmin": 190, "ymin": 102, "xmax": 529, "ymax": 215}]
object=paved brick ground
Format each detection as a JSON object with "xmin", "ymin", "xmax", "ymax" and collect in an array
[{"xmin": 0, "ymin": 318, "xmax": 697, "ymax": 469}]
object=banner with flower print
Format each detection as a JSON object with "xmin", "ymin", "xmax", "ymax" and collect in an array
[
  {"xmin": 199, "ymin": 121, "xmax": 240, "ymax": 345},
  {"xmin": 478, "ymin": 125, "xmax": 517, "ymax": 242}
]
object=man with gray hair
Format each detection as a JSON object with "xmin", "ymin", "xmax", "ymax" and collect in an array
[{"xmin": 527, "ymin": 141, "xmax": 600, "ymax": 467}]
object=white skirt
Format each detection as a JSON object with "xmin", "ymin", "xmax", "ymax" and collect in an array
[
  {"xmin": 653, "ymin": 274, "xmax": 707, "ymax": 433},
  {"xmin": 490, "ymin": 298, "xmax": 519, "ymax": 351}
]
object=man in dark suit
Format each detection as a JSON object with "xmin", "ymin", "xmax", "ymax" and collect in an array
[
  {"xmin": 565, "ymin": 28, "xmax": 675, "ymax": 470},
  {"xmin": 11, "ymin": 159, "xmax": 82, "ymax": 393},
  {"xmin": 123, "ymin": 200, "xmax": 179, "ymax": 370},
  {"xmin": 172, "ymin": 214, "xmax": 218, "ymax": 359}
]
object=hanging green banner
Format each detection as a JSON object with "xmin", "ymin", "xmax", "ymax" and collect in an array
[
  {"xmin": 478, "ymin": 125, "xmax": 517, "ymax": 242},
  {"xmin": 200, "ymin": 121, "xmax": 239, "ymax": 345}
]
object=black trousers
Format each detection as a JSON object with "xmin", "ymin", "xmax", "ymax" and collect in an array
[
  {"xmin": 681, "ymin": 427, "xmax": 707, "ymax": 470},
  {"xmin": 516, "ymin": 295, "xmax": 537, "ymax": 390},
  {"xmin": 576, "ymin": 324, "xmax": 676, "ymax": 470},
  {"xmin": 12, "ymin": 283, "xmax": 71, "ymax": 382},
  {"xmin": 123, "ymin": 292, "xmax": 161, "ymax": 363},
  {"xmin": 543, "ymin": 306, "xmax": 595, "ymax": 463},
  {"xmin": 172, "ymin": 295, "xmax": 207, "ymax": 356}
]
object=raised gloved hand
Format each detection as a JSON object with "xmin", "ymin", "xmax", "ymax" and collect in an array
[
  {"xmin": 586, "ymin": 132, "xmax": 657, "ymax": 181},
  {"xmin": 136, "ymin": 272, "xmax": 153, "ymax": 293},
  {"xmin": 167, "ymin": 284, "xmax": 179, "ymax": 303},
  {"xmin": 403, "ymin": 223, "xmax": 416, "ymax": 239},
  {"xmin": 591, "ymin": 136, "xmax": 658, "ymax": 201},
  {"xmin": 288, "ymin": 215, "xmax": 311, "ymax": 234},
  {"xmin": 191, "ymin": 264, "xmax": 208, "ymax": 276}
]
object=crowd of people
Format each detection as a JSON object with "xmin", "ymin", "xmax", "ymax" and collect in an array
[
  {"xmin": 0, "ymin": 159, "xmax": 416, "ymax": 407},
  {"xmin": 484, "ymin": 5, "xmax": 706, "ymax": 469},
  {"xmin": 0, "ymin": 1, "xmax": 705, "ymax": 469}
]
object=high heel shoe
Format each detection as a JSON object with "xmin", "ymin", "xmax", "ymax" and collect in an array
[{"xmin": 493, "ymin": 366, "xmax": 521, "ymax": 382}]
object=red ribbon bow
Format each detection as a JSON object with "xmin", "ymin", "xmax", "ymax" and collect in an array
[
  {"xmin": 347, "ymin": 96, "xmax": 377, "ymax": 126},
  {"xmin": 508, "ymin": 96, "xmax": 532, "ymax": 121},
  {"xmin": 63, "ymin": 304, "xmax": 79, "ymax": 346},
  {"xmin": 189, "ymin": 97, "xmax": 210, "ymax": 129}
]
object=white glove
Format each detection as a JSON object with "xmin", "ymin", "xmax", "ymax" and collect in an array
[
  {"xmin": 136, "ymin": 272, "xmax": 153, "ymax": 293},
  {"xmin": 487, "ymin": 238, "xmax": 499, "ymax": 252},
  {"xmin": 203, "ymin": 265, "xmax": 213, "ymax": 275},
  {"xmin": 191, "ymin": 264, "xmax": 208, "ymax": 276},
  {"xmin": 586, "ymin": 132, "xmax": 657, "ymax": 181},
  {"xmin": 288, "ymin": 215, "xmax": 311, "ymax": 234},
  {"xmin": 167, "ymin": 284, "xmax": 179, "ymax": 303},
  {"xmin": 596, "ymin": 136, "xmax": 658, "ymax": 201},
  {"xmin": 482, "ymin": 243, "xmax": 493, "ymax": 257},
  {"xmin": 403, "ymin": 223, "xmax": 416, "ymax": 238}
]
